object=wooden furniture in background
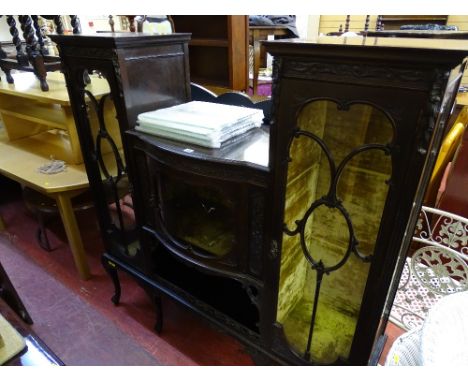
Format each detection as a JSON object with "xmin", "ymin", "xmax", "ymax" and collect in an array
[
  {"xmin": 0, "ymin": 15, "xmax": 83, "ymax": 91},
  {"xmin": 0, "ymin": 128, "xmax": 90, "ymax": 280},
  {"xmin": 380, "ymin": 15, "xmax": 448, "ymax": 30},
  {"xmin": 0, "ymin": 71, "xmax": 120, "ymax": 165},
  {"xmin": 437, "ymin": 94, "xmax": 468, "ymax": 217},
  {"xmin": 172, "ymin": 15, "xmax": 249, "ymax": 92},
  {"xmin": 0, "ymin": 71, "xmax": 122, "ymax": 280},
  {"xmin": 249, "ymin": 25, "xmax": 288, "ymax": 95},
  {"xmin": 424, "ymin": 119, "xmax": 466, "ymax": 207},
  {"xmin": 363, "ymin": 30, "xmax": 468, "ymax": 39}
]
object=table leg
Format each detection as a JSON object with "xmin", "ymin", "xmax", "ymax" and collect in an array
[
  {"xmin": 54, "ymin": 192, "xmax": 90, "ymax": 280},
  {"xmin": 0, "ymin": 215, "xmax": 5, "ymax": 231},
  {"xmin": 253, "ymin": 29, "xmax": 261, "ymax": 95}
]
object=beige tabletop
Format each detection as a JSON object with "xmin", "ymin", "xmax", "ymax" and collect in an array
[
  {"xmin": 0, "ymin": 128, "xmax": 88, "ymax": 193},
  {"xmin": 0, "ymin": 127, "xmax": 121, "ymax": 194},
  {"xmin": 0, "ymin": 71, "xmax": 110, "ymax": 105}
]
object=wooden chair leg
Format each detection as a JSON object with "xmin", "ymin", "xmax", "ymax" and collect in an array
[
  {"xmin": 19, "ymin": 15, "xmax": 49, "ymax": 91},
  {"xmin": 0, "ymin": 215, "xmax": 5, "ymax": 231},
  {"xmin": 0, "ymin": 66, "xmax": 14, "ymax": 83}
]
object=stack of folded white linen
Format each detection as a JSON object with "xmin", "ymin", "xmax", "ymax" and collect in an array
[{"xmin": 136, "ymin": 101, "xmax": 264, "ymax": 148}]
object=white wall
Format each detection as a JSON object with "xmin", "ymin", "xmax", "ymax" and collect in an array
[{"xmin": 0, "ymin": 16, "xmax": 22, "ymax": 42}]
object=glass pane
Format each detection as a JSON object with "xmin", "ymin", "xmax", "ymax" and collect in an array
[
  {"xmin": 277, "ymin": 100, "xmax": 393, "ymax": 363},
  {"xmin": 84, "ymin": 73, "xmax": 137, "ymax": 255},
  {"xmin": 160, "ymin": 176, "xmax": 237, "ymax": 257}
]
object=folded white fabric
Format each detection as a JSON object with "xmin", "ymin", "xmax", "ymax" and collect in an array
[{"xmin": 136, "ymin": 101, "xmax": 264, "ymax": 148}]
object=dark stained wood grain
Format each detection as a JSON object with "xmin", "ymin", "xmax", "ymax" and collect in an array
[{"xmin": 52, "ymin": 32, "xmax": 468, "ymax": 366}]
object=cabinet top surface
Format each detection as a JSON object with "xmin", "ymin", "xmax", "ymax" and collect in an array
[
  {"xmin": 50, "ymin": 32, "xmax": 191, "ymax": 48},
  {"xmin": 0, "ymin": 72, "xmax": 109, "ymax": 105},
  {"xmin": 363, "ymin": 30, "xmax": 468, "ymax": 39},
  {"xmin": 264, "ymin": 36, "xmax": 468, "ymax": 63},
  {"xmin": 266, "ymin": 36, "xmax": 468, "ymax": 51},
  {"xmin": 129, "ymin": 126, "xmax": 270, "ymax": 170}
]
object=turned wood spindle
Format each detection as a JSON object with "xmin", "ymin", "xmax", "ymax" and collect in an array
[
  {"xmin": 70, "ymin": 15, "xmax": 82, "ymax": 34},
  {"xmin": 364, "ymin": 15, "xmax": 370, "ymax": 32},
  {"xmin": 54, "ymin": 15, "xmax": 64, "ymax": 35},
  {"xmin": 126, "ymin": 16, "xmax": 136, "ymax": 32},
  {"xmin": 376, "ymin": 15, "xmax": 383, "ymax": 31},
  {"xmin": 109, "ymin": 15, "xmax": 115, "ymax": 32},
  {"xmin": 7, "ymin": 15, "xmax": 29, "ymax": 67},
  {"xmin": 19, "ymin": 16, "xmax": 39, "ymax": 56},
  {"xmin": 344, "ymin": 15, "xmax": 350, "ymax": 32},
  {"xmin": 31, "ymin": 15, "xmax": 48, "ymax": 55},
  {"xmin": 339, "ymin": 24, "xmax": 343, "ymax": 33},
  {"xmin": 19, "ymin": 15, "xmax": 49, "ymax": 91}
]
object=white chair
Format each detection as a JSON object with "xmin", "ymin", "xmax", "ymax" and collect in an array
[
  {"xmin": 390, "ymin": 206, "xmax": 468, "ymax": 331},
  {"xmin": 385, "ymin": 291, "xmax": 468, "ymax": 366}
]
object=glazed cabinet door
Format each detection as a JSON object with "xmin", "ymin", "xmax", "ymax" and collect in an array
[
  {"xmin": 266, "ymin": 55, "xmax": 463, "ymax": 365},
  {"xmin": 127, "ymin": 131, "xmax": 271, "ymax": 339}
]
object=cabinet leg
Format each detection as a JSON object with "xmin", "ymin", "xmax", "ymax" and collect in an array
[
  {"xmin": 154, "ymin": 294, "xmax": 163, "ymax": 334},
  {"xmin": 101, "ymin": 257, "xmax": 121, "ymax": 305},
  {"xmin": 36, "ymin": 212, "xmax": 53, "ymax": 252},
  {"xmin": 141, "ymin": 285, "xmax": 164, "ymax": 333}
]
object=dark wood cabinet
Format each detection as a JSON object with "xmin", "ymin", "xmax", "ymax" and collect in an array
[
  {"xmin": 49, "ymin": 33, "xmax": 192, "ymax": 275},
  {"xmin": 262, "ymin": 37, "xmax": 466, "ymax": 365},
  {"xmin": 52, "ymin": 33, "xmax": 468, "ymax": 365},
  {"xmin": 171, "ymin": 16, "xmax": 249, "ymax": 92}
]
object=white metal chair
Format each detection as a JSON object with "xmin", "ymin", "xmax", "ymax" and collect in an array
[{"xmin": 390, "ymin": 206, "xmax": 468, "ymax": 331}]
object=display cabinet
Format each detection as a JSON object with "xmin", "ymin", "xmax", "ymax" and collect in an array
[
  {"xmin": 53, "ymin": 32, "xmax": 468, "ymax": 365},
  {"xmin": 49, "ymin": 33, "xmax": 191, "ymax": 277},
  {"xmin": 262, "ymin": 36, "xmax": 467, "ymax": 365}
]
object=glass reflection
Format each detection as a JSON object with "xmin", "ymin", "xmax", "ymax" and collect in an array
[
  {"xmin": 160, "ymin": 176, "xmax": 237, "ymax": 257},
  {"xmin": 277, "ymin": 100, "xmax": 393, "ymax": 363}
]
